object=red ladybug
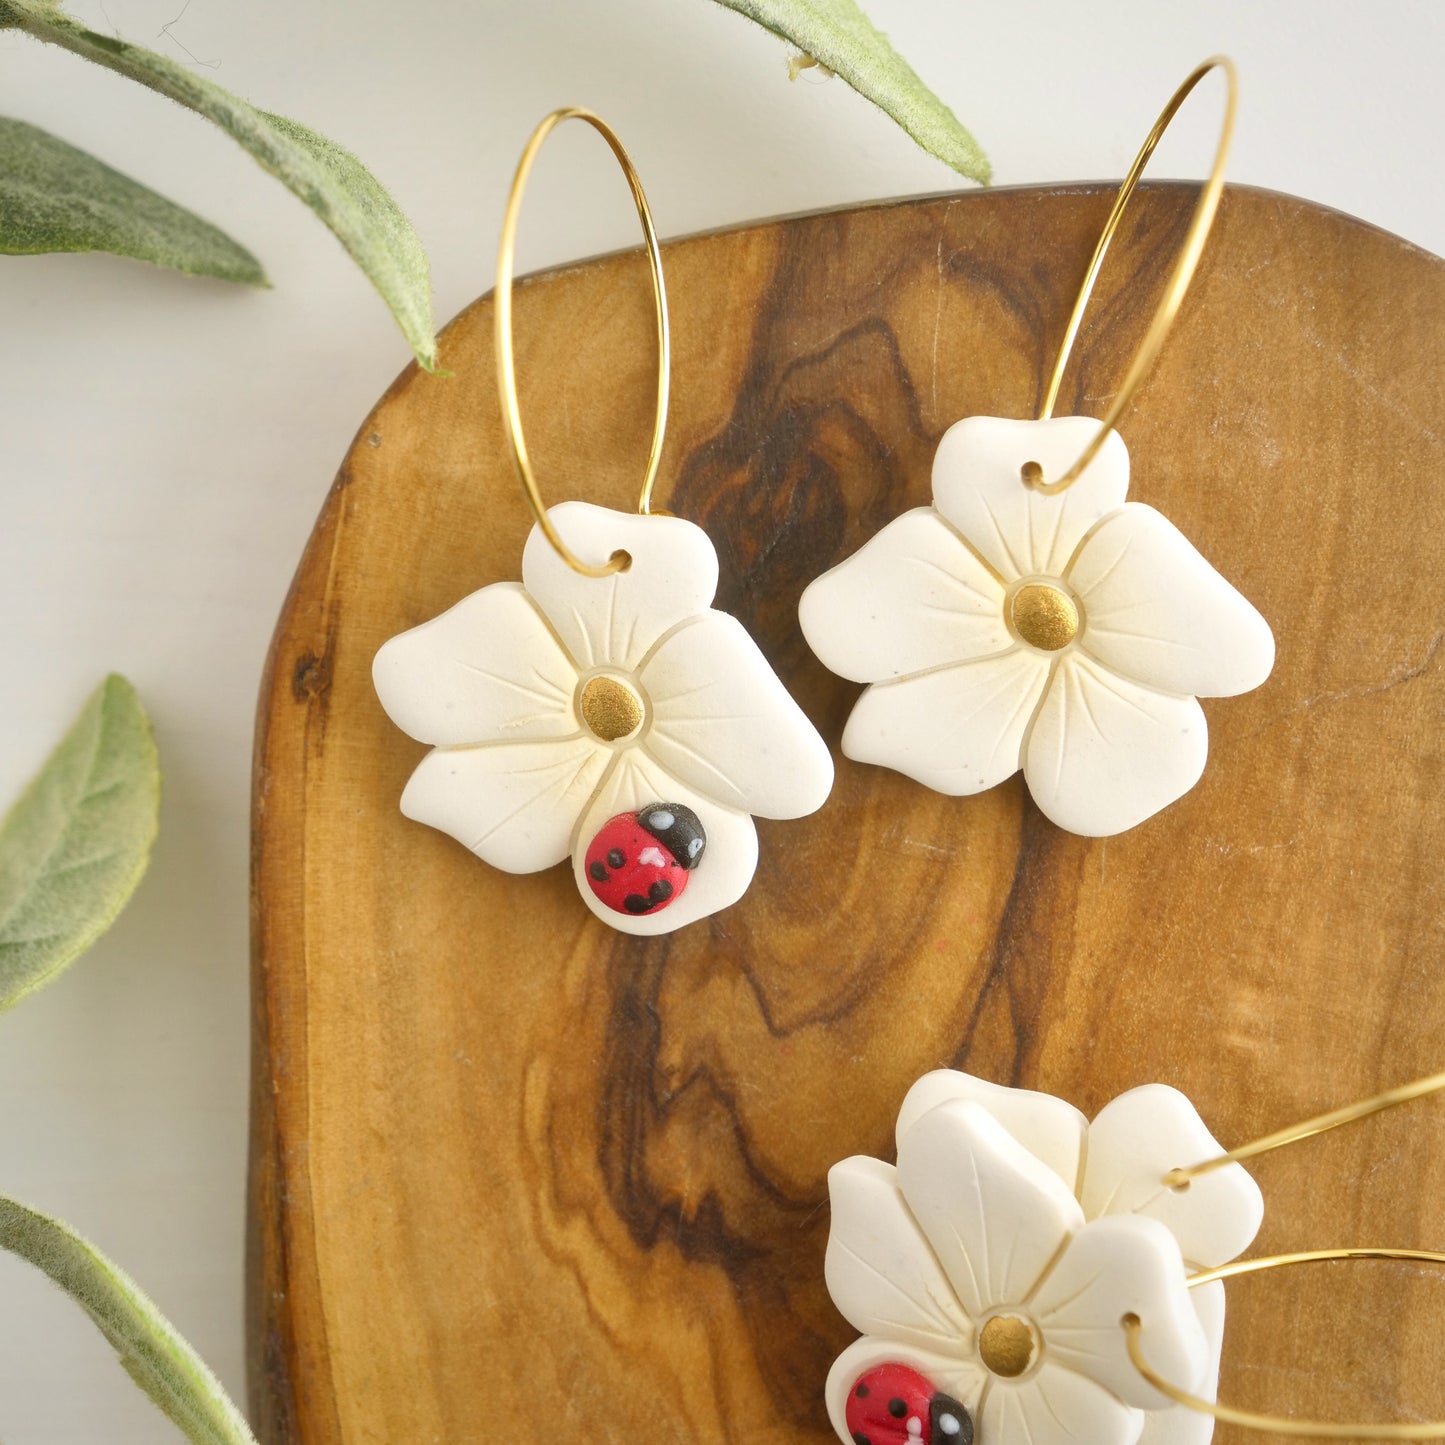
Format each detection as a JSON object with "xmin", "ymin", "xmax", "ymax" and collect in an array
[
  {"xmin": 845, "ymin": 1364, "xmax": 972, "ymax": 1445},
  {"xmin": 584, "ymin": 803, "xmax": 706, "ymax": 917}
]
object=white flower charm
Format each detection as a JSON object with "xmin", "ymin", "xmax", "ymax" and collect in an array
[
  {"xmin": 825, "ymin": 1071, "xmax": 1263, "ymax": 1445},
  {"xmin": 798, "ymin": 416, "xmax": 1275, "ymax": 836},
  {"xmin": 373, "ymin": 501, "xmax": 834, "ymax": 935}
]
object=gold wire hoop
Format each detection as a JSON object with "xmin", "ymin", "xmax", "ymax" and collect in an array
[
  {"xmin": 494, "ymin": 107, "xmax": 670, "ymax": 578},
  {"xmin": 1123, "ymin": 1250, "xmax": 1445, "ymax": 1438},
  {"xmin": 1024, "ymin": 56, "xmax": 1238, "ymax": 496},
  {"xmin": 1164, "ymin": 1068, "xmax": 1445, "ymax": 1189}
]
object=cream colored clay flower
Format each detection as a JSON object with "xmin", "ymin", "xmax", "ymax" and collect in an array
[
  {"xmin": 799, "ymin": 416, "xmax": 1274, "ymax": 836},
  {"xmin": 860, "ymin": 1070, "xmax": 1265, "ymax": 1445},
  {"xmin": 826, "ymin": 1098, "xmax": 1208, "ymax": 1445},
  {"xmin": 373, "ymin": 501, "xmax": 833, "ymax": 935}
]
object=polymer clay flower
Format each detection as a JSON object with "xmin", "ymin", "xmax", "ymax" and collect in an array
[
  {"xmin": 857, "ymin": 1071, "xmax": 1266, "ymax": 1445},
  {"xmin": 825, "ymin": 1099, "xmax": 1208, "ymax": 1445},
  {"xmin": 373, "ymin": 501, "xmax": 833, "ymax": 935},
  {"xmin": 799, "ymin": 416, "xmax": 1274, "ymax": 836}
]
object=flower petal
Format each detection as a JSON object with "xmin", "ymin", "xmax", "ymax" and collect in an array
[
  {"xmin": 641, "ymin": 611, "xmax": 833, "ymax": 819},
  {"xmin": 1081, "ymin": 1085, "xmax": 1263, "ymax": 1270},
  {"xmin": 373, "ymin": 582, "xmax": 579, "ymax": 745},
  {"xmin": 932, "ymin": 417, "xmax": 1130, "ymax": 581},
  {"xmin": 522, "ymin": 502, "xmax": 719, "ymax": 673},
  {"xmin": 1022, "ymin": 655, "xmax": 1208, "ymax": 836},
  {"xmin": 826, "ymin": 1337, "xmax": 988, "ymax": 1445},
  {"xmin": 825, "ymin": 1155, "xmax": 975, "ymax": 1354},
  {"xmin": 896, "ymin": 1071, "xmax": 1087, "ymax": 1197},
  {"xmin": 981, "ymin": 1364, "xmax": 1144, "ymax": 1445},
  {"xmin": 799, "ymin": 508, "xmax": 1011, "ymax": 683},
  {"xmin": 843, "ymin": 650, "xmax": 1050, "ymax": 795},
  {"xmin": 1032, "ymin": 1215, "xmax": 1206, "ymax": 1411},
  {"xmin": 896, "ymin": 1100, "xmax": 1083, "ymax": 1319},
  {"xmin": 1135, "ymin": 1281, "xmax": 1225, "ymax": 1445},
  {"xmin": 568, "ymin": 748, "xmax": 757, "ymax": 935},
  {"xmin": 1070, "ymin": 505, "xmax": 1274, "ymax": 698},
  {"xmin": 400, "ymin": 736, "xmax": 608, "ymax": 873}
]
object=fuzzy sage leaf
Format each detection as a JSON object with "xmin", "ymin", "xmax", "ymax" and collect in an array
[
  {"xmin": 0, "ymin": 0, "xmax": 438, "ymax": 368},
  {"xmin": 0, "ymin": 116, "xmax": 266, "ymax": 284},
  {"xmin": 0, "ymin": 1197, "xmax": 258, "ymax": 1445},
  {"xmin": 0, "ymin": 675, "xmax": 159, "ymax": 1012},
  {"xmin": 710, "ymin": 0, "xmax": 990, "ymax": 183}
]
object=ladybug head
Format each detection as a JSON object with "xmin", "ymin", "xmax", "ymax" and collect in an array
[
  {"xmin": 637, "ymin": 803, "xmax": 706, "ymax": 870},
  {"xmin": 928, "ymin": 1395, "xmax": 971, "ymax": 1445},
  {"xmin": 845, "ymin": 1364, "xmax": 973, "ymax": 1445}
]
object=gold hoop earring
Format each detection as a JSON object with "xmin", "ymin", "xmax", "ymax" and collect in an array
[
  {"xmin": 493, "ymin": 107, "xmax": 669, "ymax": 577},
  {"xmin": 372, "ymin": 109, "xmax": 832, "ymax": 936},
  {"xmin": 822, "ymin": 1064, "xmax": 1445, "ymax": 1445},
  {"xmin": 799, "ymin": 57, "xmax": 1273, "ymax": 840},
  {"xmin": 1125, "ymin": 1247, "xmax": 1445, "ymax": 1438},
  {"xmin": 1030, "ymin": 56, "xmax": 1237, "ymax": 492}
]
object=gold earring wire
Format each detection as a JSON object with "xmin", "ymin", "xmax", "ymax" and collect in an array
[
  {"xmin": 1024, "ymin": 55, "xmax": 1238, "ymax": 496},
  {"xmin": 1123, "ymin": 1249, "xmax": 1445, "ymax": 1438},
  {"xmin": 1164, "ymin": 1068, "xmax": 1445, "ymax": 1188},
  {"xmin": 494, "ymin": 106, "xmax": 671, "ymax": 578}
]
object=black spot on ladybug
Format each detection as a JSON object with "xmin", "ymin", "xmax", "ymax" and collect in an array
[
  {"xmin": 589, "ymin": 861, "xmax": 608, "ymax": 882},
  {"xmin": 637, "ymin": 802, "xmax": 706, "ymax": 871},
  {"xmin": 854, "ymin": 1384, "xmax": 870, "ymax": 1399},
  {"xmin": 648, "ymin": 878, "xmax": 673, "ymax": 904},
  {"xmin": 887, "ymin": 1399, "xmax": 907, "ymax": 1419},
  {"xmin": 852, "ymin": 1435, "xmax": 871, "ymax": 1445},
  {"xmin": 623, "ymin": 893, "xmax": 652, "ymax": 914},
  {"xmin": 607, "ymin": 847, "xmax": 626, "ymax": 868}
]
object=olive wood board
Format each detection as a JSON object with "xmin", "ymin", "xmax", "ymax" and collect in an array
[{"xmin": 249, "ymin": 183, "xmax": 1445, "ymax": 1445}]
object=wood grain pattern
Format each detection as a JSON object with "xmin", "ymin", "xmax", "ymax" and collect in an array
[{"xmin": 249, "ymin": 184, "xmax": 1445, "ymax": 1445}]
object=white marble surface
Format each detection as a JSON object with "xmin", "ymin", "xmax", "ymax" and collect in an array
[{"xmin": 0, "ymin": 1, "xmax": 1440, "ymax": 1437}]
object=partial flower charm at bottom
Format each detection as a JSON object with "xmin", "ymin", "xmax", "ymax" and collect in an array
[
  {"xmin": 799, "ymin": 416, "xmax": 1275, "ymax": 836},
  {"xmin": 373, "ymin": 501, "xmax": 834, "ymax": 935},
  {"xmin": 825, "ymin": 1071, "xmax": 1264, "ymax": 1445}
]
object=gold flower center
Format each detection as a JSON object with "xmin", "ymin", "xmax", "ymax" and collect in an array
[
  {"xmin": 1011, "ymin": 582, "xmax": 1079, "ymax": 651},
  {"xmin": 979, "ymin": 1314, "xmax": 1039, "ymax": 1378},
  {"xmin": 579, "ymin": 675, "xmax": 644, "ymax": 742}
]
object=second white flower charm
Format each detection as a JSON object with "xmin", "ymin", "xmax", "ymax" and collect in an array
[
  {"xmin": 373, "ymin": 501, "xmax": 834, "ymax": 935},
  {"xmin": 798, "ymin": 416, "xmax": 1275, "ymax": 836}
]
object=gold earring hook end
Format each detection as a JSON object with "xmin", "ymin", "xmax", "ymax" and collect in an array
[
  {"xmin": 1127, "ymin": 1252, "xmax": 1445, "ymax": 1438},
  {"xmin": 1031, "ymin": 56, "xmax": 1238, "ymax": 493}
]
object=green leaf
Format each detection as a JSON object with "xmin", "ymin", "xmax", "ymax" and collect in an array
[
  {"xmin": 0, "ymin": 1197, "xmax": 258, "ymax": 1445},
  {"xmin": 710, "ymin": 0, "xmax": 990, "ymax": 183},
  {"xmin": 0, "ymin": 116, "xmax": 266, "ymax": 284},
  {"xmin": 0, "ymin": 0, "xmax": 438, "ymax": 369},
  {"xmin": 0, "ymin": 675, "xmax": 159, "ymax": 1012}
]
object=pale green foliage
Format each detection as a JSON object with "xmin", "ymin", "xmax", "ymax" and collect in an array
[
  {"xmin": 710, "ymin": 0, "xmax": 990, "ymax": 183},
  {"xmin": 0, "ymin": 0, "xmax": 438, "ymax": 368},
  {"xmin": 0, "ymin": 1198, "xmax": 259, "ymax": 1444},
  {"xmin": 0, "ymin": 116, "xmax": 266, "ymax": 283},
  {"xmin": 0, "ymin": 684, "xmax": 251, "ymax": 1436},
  {"xmin": 0, "ymin": 676, "xmax": 159, "ymax": 1011}
]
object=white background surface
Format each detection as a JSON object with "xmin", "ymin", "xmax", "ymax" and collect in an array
[{"xmin": 0, "ymin": 2, "xmax": 1441, "ymax": 1438}]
